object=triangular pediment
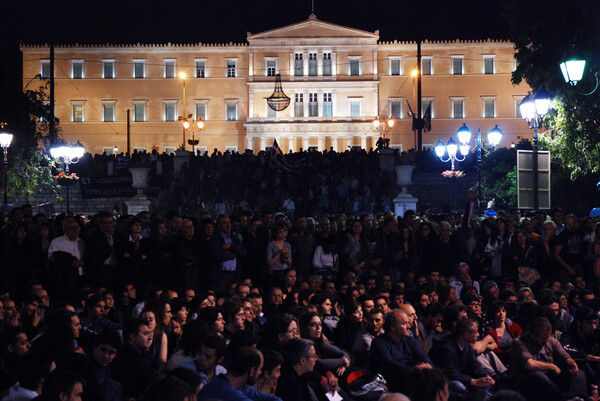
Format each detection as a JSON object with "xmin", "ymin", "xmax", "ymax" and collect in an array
[{"xmin": 247, "ymin": 14, "xmax": 379, "ymax": 42}]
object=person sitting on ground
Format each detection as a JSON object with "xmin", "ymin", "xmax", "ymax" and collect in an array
[{"xmin": 255, "ymin": 349, "xmax": 284, "ymax": 395}]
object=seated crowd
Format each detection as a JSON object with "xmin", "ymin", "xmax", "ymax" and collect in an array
[{"xmin": 0, "ymin": 203, "xmax": 599, "ymax": 401}]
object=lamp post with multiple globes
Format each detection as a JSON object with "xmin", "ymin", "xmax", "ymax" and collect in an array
[
  {"xmin": 50, "ymin": 141, "xmax": 85, "ymax": 215},
  {"xmin": 372, "ymin": 117, "xmax": 394, "ymax": 148},
  {"xmin": 435, "ymin": 124, "xmax": 503, "ymax": 209},
  {"xmin": 0, "ymin": 124, "xmax": 13, "ymax": 205}
]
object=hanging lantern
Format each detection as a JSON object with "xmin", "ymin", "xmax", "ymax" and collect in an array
[{"xmin": 267, "ymin": 74, "xmax": 290, "ymax": 112}]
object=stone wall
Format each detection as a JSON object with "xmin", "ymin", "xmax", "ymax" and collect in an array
[{"xmin": 9, "ymin": 168, "xmax": 479, "ymax": 216}]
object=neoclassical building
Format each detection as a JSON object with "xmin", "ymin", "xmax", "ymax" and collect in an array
[{"xmin": 21, "ymin": 14, "xmax": 531, "ymax": 155}]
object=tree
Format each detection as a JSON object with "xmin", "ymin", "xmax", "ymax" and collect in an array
[
  {"xmin": 3, "ymin": 77, "xmax": 60, "ymax": 201},
  {"xmin": 505, "ymin": 0, "xmax": 600, "ymax": 179}
]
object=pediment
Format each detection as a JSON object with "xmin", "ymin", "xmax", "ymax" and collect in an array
[{"xmin": 247, "ymin": 14, "xmax": 379, "ymax": 42}]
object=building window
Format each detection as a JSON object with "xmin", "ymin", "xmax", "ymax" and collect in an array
[
  {"xmin": 452, "ymin": 56, "xmax": 463, "ymax": 75},
  {"xmin": 133, "ymin": 102, "xmax": 146, "ymax": 122},
  {"xmin": 483, "ymin": 56, "xmax": 495, "ymax": 74},
  {"xmin": 164, "ymin": 60, "xmax": 176, "ymax": 78},
  {"xmin": 390, "ymin": 58, "xmax": 401, "ymax": 76},
  {"xmin": 390, "ymin": 100, "xmax": 402, "ymax": 118},
  {"xmin": 164, "ymin": 102, "xmax": 177, "ymax": 122},
  {"xmin": 421, "ymin": 57, "xmax": 432, "ymax": 75},
  {"xmin": 195, "ymin": 60, "xmax": 206, "ymax": 78},
  {"xmin": 71, "ymin": 102, "xmax": 84, "ymax": 122},
  {"xmin": 72, "ymin": 60, "xmax": 84, "ymax": 79},
  {"xmin": 349, "ymin": 57, "xmax": 361, "ymax": 76},
  {"xmin": 103, "ymin": 147, "xmax": 116, "ymax": 155},
  {"xmin": 452, "ymin": 99, "xmax": 464, "ymax": 118},
  {"xmin": 41, "ymin": 60, "xmax": 50, "ymax": 79},
  {"xmin": 226, "ymin": 60, "xmax": 237, "ymax": 77},
  {"xmin": 309, "ymin": 93, "xmax": 318, "ymax": 117},
  {"xmin": 294, "ymin": 53, "xmax": 303, "ymax": 76},
  {"xmin": 103, "ymin": 60, "xmax": 115, "ymax": 79},
  {"xmin": 514, "ymin": 97, "xmax": 524, "ymax": 118},
  {"xmin": 483, "ymin": 99, "xmax": 496, "ymax": 118},
  {"xmin": 267, "ymin": 102, "xmax": 276, "ymax": 118},
  {"xmin": 294, "ymin": 93, "xmax": 304, "ymax": 117},
  {"xmin": 323, "ymin": 93, "xmax": 332, "ymax": 117},
  {"xmin": 226, "ymin": 103, "xmax": 238, "ymax": 121},
  {"xmin": 133, "ymin": 59, "xmax": 145, "ymax": 78},
  {"xmin": 102, "ymin": 102, "xmax": 116, "ymax": 122},
  {"xmin": 309, "ymin": 53, "xmax": 317, "ymax": 76},
  {"xmin": 422, "ymin": 99, "xmax": 433, "ymax": 118},
  {"xmin": 323, "ymin": 53, "xmax": 332, "ymax": 76},
  {"xmin": 196, "ymin": 103, "xmax": 207, "ymax": 121},
  {"xmin": 350, "ymin": 100, "xmax": 361, "ymax": 117},
  {"xmin": 266, "ymin": 59, "xmax": 277, "ymax": 77}
]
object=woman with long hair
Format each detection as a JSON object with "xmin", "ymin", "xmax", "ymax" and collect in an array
[
  {"xmin": 484, "ymin": 300, "xmax": 522, "ymax": 365},
  {"xmin": 266, "ymin": 222, "xmax": 292, "ymax": 285},
  {"xmin": 140, "ymin": 305, "xmax": 168, "ymax": 375},
  {"xmin": 416, "ymin": 221, "xmax": 438, "ymax": 273},
  {"xmin": 476, "ymin": 219, "xmax": 504, "ymax": 278},
  {"xmin": 300, "ymin": 312, "xmax": 351, "ymax": 378},
  {"xmin": 332, "ymin": 300, "xmax": 366, "ymax": 352},
  {"xmin": 340, "ymin": 220, "xmax": 370, "ymax": 275}
]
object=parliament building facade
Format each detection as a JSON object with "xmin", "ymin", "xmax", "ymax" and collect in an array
[{"xmin": 21, "ymin": 14, "xmax": 532, "ymax": 155}]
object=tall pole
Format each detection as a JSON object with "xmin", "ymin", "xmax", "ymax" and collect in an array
[
  {"xmin": 3, "ymin": 147, "xmax": 8, "ymax": 204},
  {"xmin": 127, "ymin": 109, "xmax": 131, "ymax": 156},
  {"xmin": 65, "ymin": 162, "xmax": 70, "ymax": 215},
  {"xmin": 533, "ymin": 125, "xmax": 539, "ymax": 211},
  {"xmin": 417, "ymin": 41, "xmax": 423, "ymax": 152},
  {"xmin": 476, "ymin": 129, "xmax": 483, "ymax": 213},
  {"xmin": 49, "ymin": 43, "xmax": 56, "ymax": 141},
  {"xmin": 182, "ymin": 77, "xmax": 186, "ymax": 148}
]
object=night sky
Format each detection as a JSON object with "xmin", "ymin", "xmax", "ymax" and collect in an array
[{"xmin": 5, "ymin": 0, "xmax": 508, "ymax": 45}]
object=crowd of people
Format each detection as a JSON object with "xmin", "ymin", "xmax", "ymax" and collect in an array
[
  {"xmin": 0, "ymin": 201, "xmax": 599, "ymax": 401},
  {"xmin": 71, "ymin": 147, "xmax": 437, "ymax": 217}
]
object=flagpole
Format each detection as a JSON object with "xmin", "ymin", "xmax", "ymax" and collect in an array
[{"xmin": 417, "ymin": 40, "xmax": 423, "ymax": 152}]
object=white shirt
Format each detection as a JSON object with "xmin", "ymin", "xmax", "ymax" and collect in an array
[{"xmin": 48, "ymin": 235, "xmax": 84, "ymax": 260}]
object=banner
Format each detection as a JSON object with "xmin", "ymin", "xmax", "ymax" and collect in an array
[{"xmin": 78, "ymin": 176, "xmax": 137, "ymax": 199}]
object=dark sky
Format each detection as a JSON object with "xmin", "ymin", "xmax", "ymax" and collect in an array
[{"xmin": 6, "ymin": 0, "xmax": 508, "ymax": 45}]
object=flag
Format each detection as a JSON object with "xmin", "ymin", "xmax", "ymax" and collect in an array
[
  {"xmin": 268, "ymin": 139, "xmax": 307, "ymax": 173},
  {"xmin": 423, "ymin": 102, "xmax": 432, "ymax": 132},
  {"xmin": 406, "ymin": 100, "xmax": 418, "ymax": 131}
]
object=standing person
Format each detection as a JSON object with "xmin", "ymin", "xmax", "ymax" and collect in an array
[
  {"xmin": 340, "ymin": 220, "xmax": 370, "ymax": 274},
  {"xmin": 554, "ymin": 215, "xmax": 585, "ymax": 283},
  {"xmin": 85, "ymin": 211, "xmax": 118, "ymax": 289},
  {"xmin": 511, "ymin": 317, "xmax": 586, "ymax": 401},
  {"xmin": 111, "ymin": 318, "xmax": 156, "ymax": 401},
  {"xmin": 47, "ymin": 218, "xmax": 85, "ymax": 302},
  {"xmin": 211, "ymin": 215, "xmax": 246, "ymax": 293},
  {"xmin": 116, "ymin": 218, "xmax": 151, "ymax": 294},
  {"xmin": 174, "ymin": 219, "xmax": 201, "ymax": 294},
  {"xmin": 266, "ymin": 222, "xmax": 292, "ymax": 286},
  {"xmin": 288, "ymin": 216, "xmax": 315, "ymax": 282}
]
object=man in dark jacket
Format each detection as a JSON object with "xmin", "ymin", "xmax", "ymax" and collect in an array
[
  {"xmin": 111, "ymin": 318, "xmax": 155, "ymax": 400},
  {"xmin": 277, "ymin": 338, "xmax": 319, "ymax": 401},
  {"xmin": 430, "ymin": 318, "xmax": 494, "ymax": 401},
  {"xmin": 288, "ymin": 216, "xmax": 315, "ymax": 282},
  {"xmin": 370, "ymin": 309, "xmax": 432, "ymax": 392}
]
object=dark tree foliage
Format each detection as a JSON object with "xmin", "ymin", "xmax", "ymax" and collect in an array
[{"xmin": 505, "ymin": 0, "xmax": 600, "ymax": 178}]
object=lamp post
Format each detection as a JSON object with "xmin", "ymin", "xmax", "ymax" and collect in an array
[
  {"xmin": 0, "ymin": 126, "xmax": 13, "ymax": 205},
  {"xmin": 373, "ymin": 116, "xmax": 394, "ymax": 148},
  {"xmin": 180, "ymin": 72, "xmax": 187, "ymax": 149},
  {"xmin": 438, "ymin": 124, "xmax": 503, "ymax": 209},
  {"xmin": 183, "ymin": 118, "xmax": 204, "ymax": 154},
  {"xmin": 519, "ymin": 91, "xmax": 551, "ymax": 211},
  {"xmin": 50, "ymin": 141, "xmax": 85, "ymax": 215}
]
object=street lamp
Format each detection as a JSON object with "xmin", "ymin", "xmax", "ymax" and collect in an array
[
  {"xmin": 373, "ymin": 116, "xmax": 394, "ymax": 148},
  {"xmin": 449, "ymin": 123, "xmax": 503, "ymax": 209},
  {"xmin": 50, "ymin": 141, "xmax": 85, "ymax": 215},
  {"xmin": 435, "ymin": 137, "xmax": 468, "ymax": 172},
  {"xmin": 184, "ymin": 118, "xmax": 204, "ymax": 154},
  {"xmin": 0, "ymin": 126, "xmax": 13, "ymax": 205},
  {"xmin": 520, "ymin": 90, "xmax": 551, "ymax": 211},
  {"xmin": 560, "ymin": 55, "xmax": 599, "ymax": 95}
]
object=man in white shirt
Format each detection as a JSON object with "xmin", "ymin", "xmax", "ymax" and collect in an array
[{"xmin": 47, "ymin": 218, "xmax": 85, "ymax": 300}]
